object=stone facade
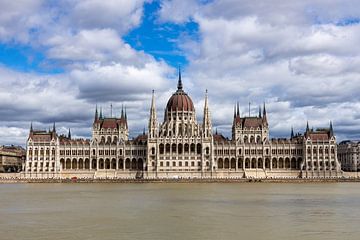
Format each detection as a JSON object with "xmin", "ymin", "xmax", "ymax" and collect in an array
[
  {"xmin": 338, "ymin": 141, "xmax": 360, "ymax": 171},
  {"xmin": 0, "ymin": 145, "xmax": 25, "ymax": 172},
  {"xmin": 23, "ymin": 74, "xmax": 342, "ymax": 179}
]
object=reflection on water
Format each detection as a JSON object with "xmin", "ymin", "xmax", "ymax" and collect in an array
[{"xmin": 0, "ymin": 183, "xmax": 360, "ymax": 240}]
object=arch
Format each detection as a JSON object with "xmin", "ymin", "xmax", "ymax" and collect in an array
[
  {"xmin": 85, "ymin": 158, "xmax": 90, "ymax": 169},
  {"xmin": 78, "ymin": 158, "xmax": 84, "ymax": 169},
  {"xmin": 256, "ymin": 136, "xmax": 261, "ymax": 144},
  {"xmin": 178, "ymin": 143, "xmax": 183, "ymax": 154},
  {"xmin": 172, "ymin": 143, "xmax": 177, "ymax": 153},
  {"xmin": 165, "ymin": 143, "xmax": 171, "ymax": 154},
  {"xmin": 257, "ymin": 158, "xmax": 263, "ymax": 169},
  {"xmin": 107, "ymin": 136, "xmax": 112, "ymax": 144},
  {"xmin": 138, "ymin": 158, "xmax": 144, "ymax": 170},
  {"xmin": 238, "ymin": 158, "xmax": 243, "ymax": 170},
  {"xmin": 131, "ymin": 158, "xmax": 137, "ymax": 170},
  {"xmin": 251, "ymin": 158, "xmax": 256, "ymax": 168},
  {"xmin": 291, "ymin": 157, "xmax": 297, "ymax": 169},
  {"xmin": 197, "ymin": 143, "xmax": 202, "ymax": 155},
  {"xmin": 159, "ymin": 144, "xmax": 164, "ymax": 154},
  {"xmin": 272, "ymin": 158, "xmax": 277, "ymax": 168},
  {"xmin": 60, "ymin": 158, "xmax": 65, "ymax": 170},
  {"xmin": 244, "ymin": 136, "xmax": 248, "ymax": 143},
  {"xmin": 245, "ymin": 158, "xmax": 250, "ymax": 168},
  {"xmin": 184, "ymin": 143, "xmax": 189, "ymax": 153},
  {"xmin": 151, "ymin": 147, "xmax": 155, "ymax": 155},
  {"xmin": 190, "ymin": 143, "xmax": 195, "ymax": 153},
  {"xmin": 105, "ymin": 159, "xmax": 110, "ymax": 169},
  {"xmin": 205, "ymin": 147, "xmax": 210, "ymax": 155},
  {"xmin": 119, "ymin": 159, "xmax": 124, "ymax": 169},
  {"xmin": 250, "ymin": 136, "xmax": 255, "ymax": 143},
  {"xmin": 224, "ymin": 158, "xmax": 230, "ymax": 168},
  {"xmin": 297, "ymin": 157, "xmax": 303, "ymax": 169},
  {"xmin": 265, "ymin": 158, "xmax": 270, "ymax": 169},
  {"xmin": 230, "ymin": 158, "xmax": 236, "ymax": 169},
  {"xmin": 285, "ymin": 158, "xmax": 290, "ymax": 169},
  {"xmin": 279, "ymin": 158, "xmax": 284, "ymax": 169},
  {"xmin": 99, "ymin": 159, "xmax": 104, "ymax": 169},
  {"xmin": 113, "ymin": 136, "xmax": 118, "ymax": 144},
  {"xmin": 111, "ymin": 158, "xmax": 116, "ymax": 169},
  {"xmin": 72, "ymin": 158, "xmax": 77, "ymax": 169},
  {"xmin": 218, "ymin": 158, "xmax": 223, "ymax": 169},
  {"xmin": 92, "ymin": 159, "xmax": 97, "ymax": 169},
  {"xmin": 125, "ymin": 158, "xmax": 131, "ymax": 169}
]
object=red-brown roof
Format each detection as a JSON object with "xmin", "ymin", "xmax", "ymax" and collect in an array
[
  {"xmin": 308, "ymin": 133, "xmax": 329, "ymax": 141},
  {"xmin": 213, "ymin": 134, "xmax": 228, "ymax": 143},
  {"xmin": 96, "ymin": 118, "xmax": 127, "ymax": 129},
  {"xmin": 235, "ymin": 117, "xmax": 264, "ymax": 129},
  {"xmin": 166, "ymin": 90, "xmax": 195, "ymax": 112}
]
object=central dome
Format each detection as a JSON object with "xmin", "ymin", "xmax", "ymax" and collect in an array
[{"xmin": 166, "ymin": 71, "xmax": 195, "ymax": 112}]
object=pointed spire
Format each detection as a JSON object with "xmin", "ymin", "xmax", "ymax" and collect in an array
[
  {"xmin": 233, "ymin": 103, "xmax": 236, "ymax": 118},
  {"xmin": 263, "ymin": 102, "xmax": 267, "ymax": 116},
  {"xmin": 177, "ymin": 66, "xmax": 183, "ymax": 91},
  {"xmin": 258, "ymin": 105, "xmax": 262, "ymax": 118},
  {"xmin": 237, "ymin": 102, "xmax": 240, "ymax": 117},
  {"xmin": 215, "ymin": 128, "xmax": 218, "ymax": 135},
  {"xmin": 94, "ymin": 105, "xmax": 98, "ymax": 122},
  {"xmin": 68, "ymin": 128, "xmax": 71, "ymax": 139},
  {"xmin": 330, "ymin": 121, "xmax": 334, "ymax": 137},
  {"xmin": 30, "ymin": 122, "xmax": 33, "ymax": 132},
  {"xmin": 306, "ymin": 121, "xmax": 310, "ymax": 132},
  {"xmin": 121, "ymin": 104, "xmax": 124, "ymax": 119},
  {"xmin": 291, "ymin": 127, "xmax": 294, "ymax": 139},
  {"xmin": 204, "ymin": 89, "xmax": 208, "ymax": 109},
  {"xmin": 143, "ymin": 126, "xmax": 145, "ymax": 135},
  {"xmin": 124, "ymin": 106, "xmax": 127, "ymax": 120},
  {"xmin": 53, "ymin": 122, "xmax": 56, "ymax": 132}
]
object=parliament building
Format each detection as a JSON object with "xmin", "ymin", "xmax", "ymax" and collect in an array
[{"xmin": 23, "ymin": 73, "xmax": 342, "ymax": 179}]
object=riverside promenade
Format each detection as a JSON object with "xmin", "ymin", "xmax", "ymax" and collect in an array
[{"xmin": 1, "ymin": 173, "xmax": 360, "ymax": 184}]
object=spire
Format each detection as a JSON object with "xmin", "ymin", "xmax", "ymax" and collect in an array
[
  {"xmin": 291, "ymin": 127, "xmax": 294, "ymax": 139},
  {"xmin": 233, "ymin": 103, "xmax": 236, "ymax": 118},
  {"xmin": 330, "ymin": 121, "xmax": 334, "ymax": 137},
  {"xmin": 100, "ymin": 107, "xmax": 103, "ymax": 119},
  {"xmin": 30, "ymin": 122, "xmax": 33, "ymax": 132},
  {"xmin": 263, "ymin": 102, "xmax": 267, "ymax": 116},
  {"xmin": 262, "ymin": 102, "xmax": 267, "ymax": 123},
  {"xmin": 306, "ymin": 121, "xmax": 310, "ymax": 132},
  {"xmin": 177, "ymin": 66, "xmax": 183, "ymax": 91},
  {"xmin": 121, "ymin": 104, "xmax": 124, "ymax": 119},
  {"xmin": 149, "ymin": 90, "xmax": 157, "ymax": 138},
  {"xmin": 237, "ymin": 102, "xmax": 240, "ymax": 117},
  {"xmin": 68, "ymin": 128, "xmax": 71, "ymax": 139},
  {"xmin": 94, "ymin": 105, "xmax": 98, "ymax": 122},
  {"xmin": 53, "ymin": 122, "xmax": 56, "ymax": 133},
  {"xmin": 124, "ymin": 106, "xmax": 127, "ymax": 120},
  {"xmin": 215, "ymin": 128, "xmax": 218, "ymax": 135},
  {"xmin": 203, "ymin": 89, "xmax": 212, "ymax": 137},
  {"xmin": 258, "ymin": 105, "xmax": 262, "ymax": 118},
  {"xmin": 143, "ymin": 126, "xmax": 145, "ymax": 135}
]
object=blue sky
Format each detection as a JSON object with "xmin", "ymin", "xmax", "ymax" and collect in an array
[{"xmin": 1, "ymin": 0, "xmax": 360, "ymax": 145}]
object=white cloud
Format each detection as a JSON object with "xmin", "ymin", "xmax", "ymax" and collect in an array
[{"xmin": 159, "ymin": 0, "xmax": 360, "ymax": 140}]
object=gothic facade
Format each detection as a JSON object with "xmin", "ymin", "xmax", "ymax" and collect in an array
[{"xmin": 23, "ymin": 74, "xmax": 342, "ymax": 179}]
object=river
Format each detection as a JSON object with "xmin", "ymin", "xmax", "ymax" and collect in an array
[{"xmin": 0, "ymin": 183, "xmax": 359, "ymax": 240}]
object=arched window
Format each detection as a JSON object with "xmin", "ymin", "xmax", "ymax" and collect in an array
[
  {"xmin": 190, "ymin": 143, "xmax": 195, "ymax": 153},
  {"xmin": 178, "ymin": 144, "xmax": 183, "ymax": 154},
  {"xmin": 196, "ymin": 143, "xmax": 202, "ymax": 155},
  {"xmin": 159, "ymin": 144, "xmax": 164, "ymax": 154}
]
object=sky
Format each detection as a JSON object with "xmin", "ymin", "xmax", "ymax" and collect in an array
[{"xmin": 1, "ymin": 0, "xmax": 360, "ymax": 146}]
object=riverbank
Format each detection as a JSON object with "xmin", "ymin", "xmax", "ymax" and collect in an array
[{"xmin": 1, "ymin": 177, "xmax": 360, "ymax": 184}]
